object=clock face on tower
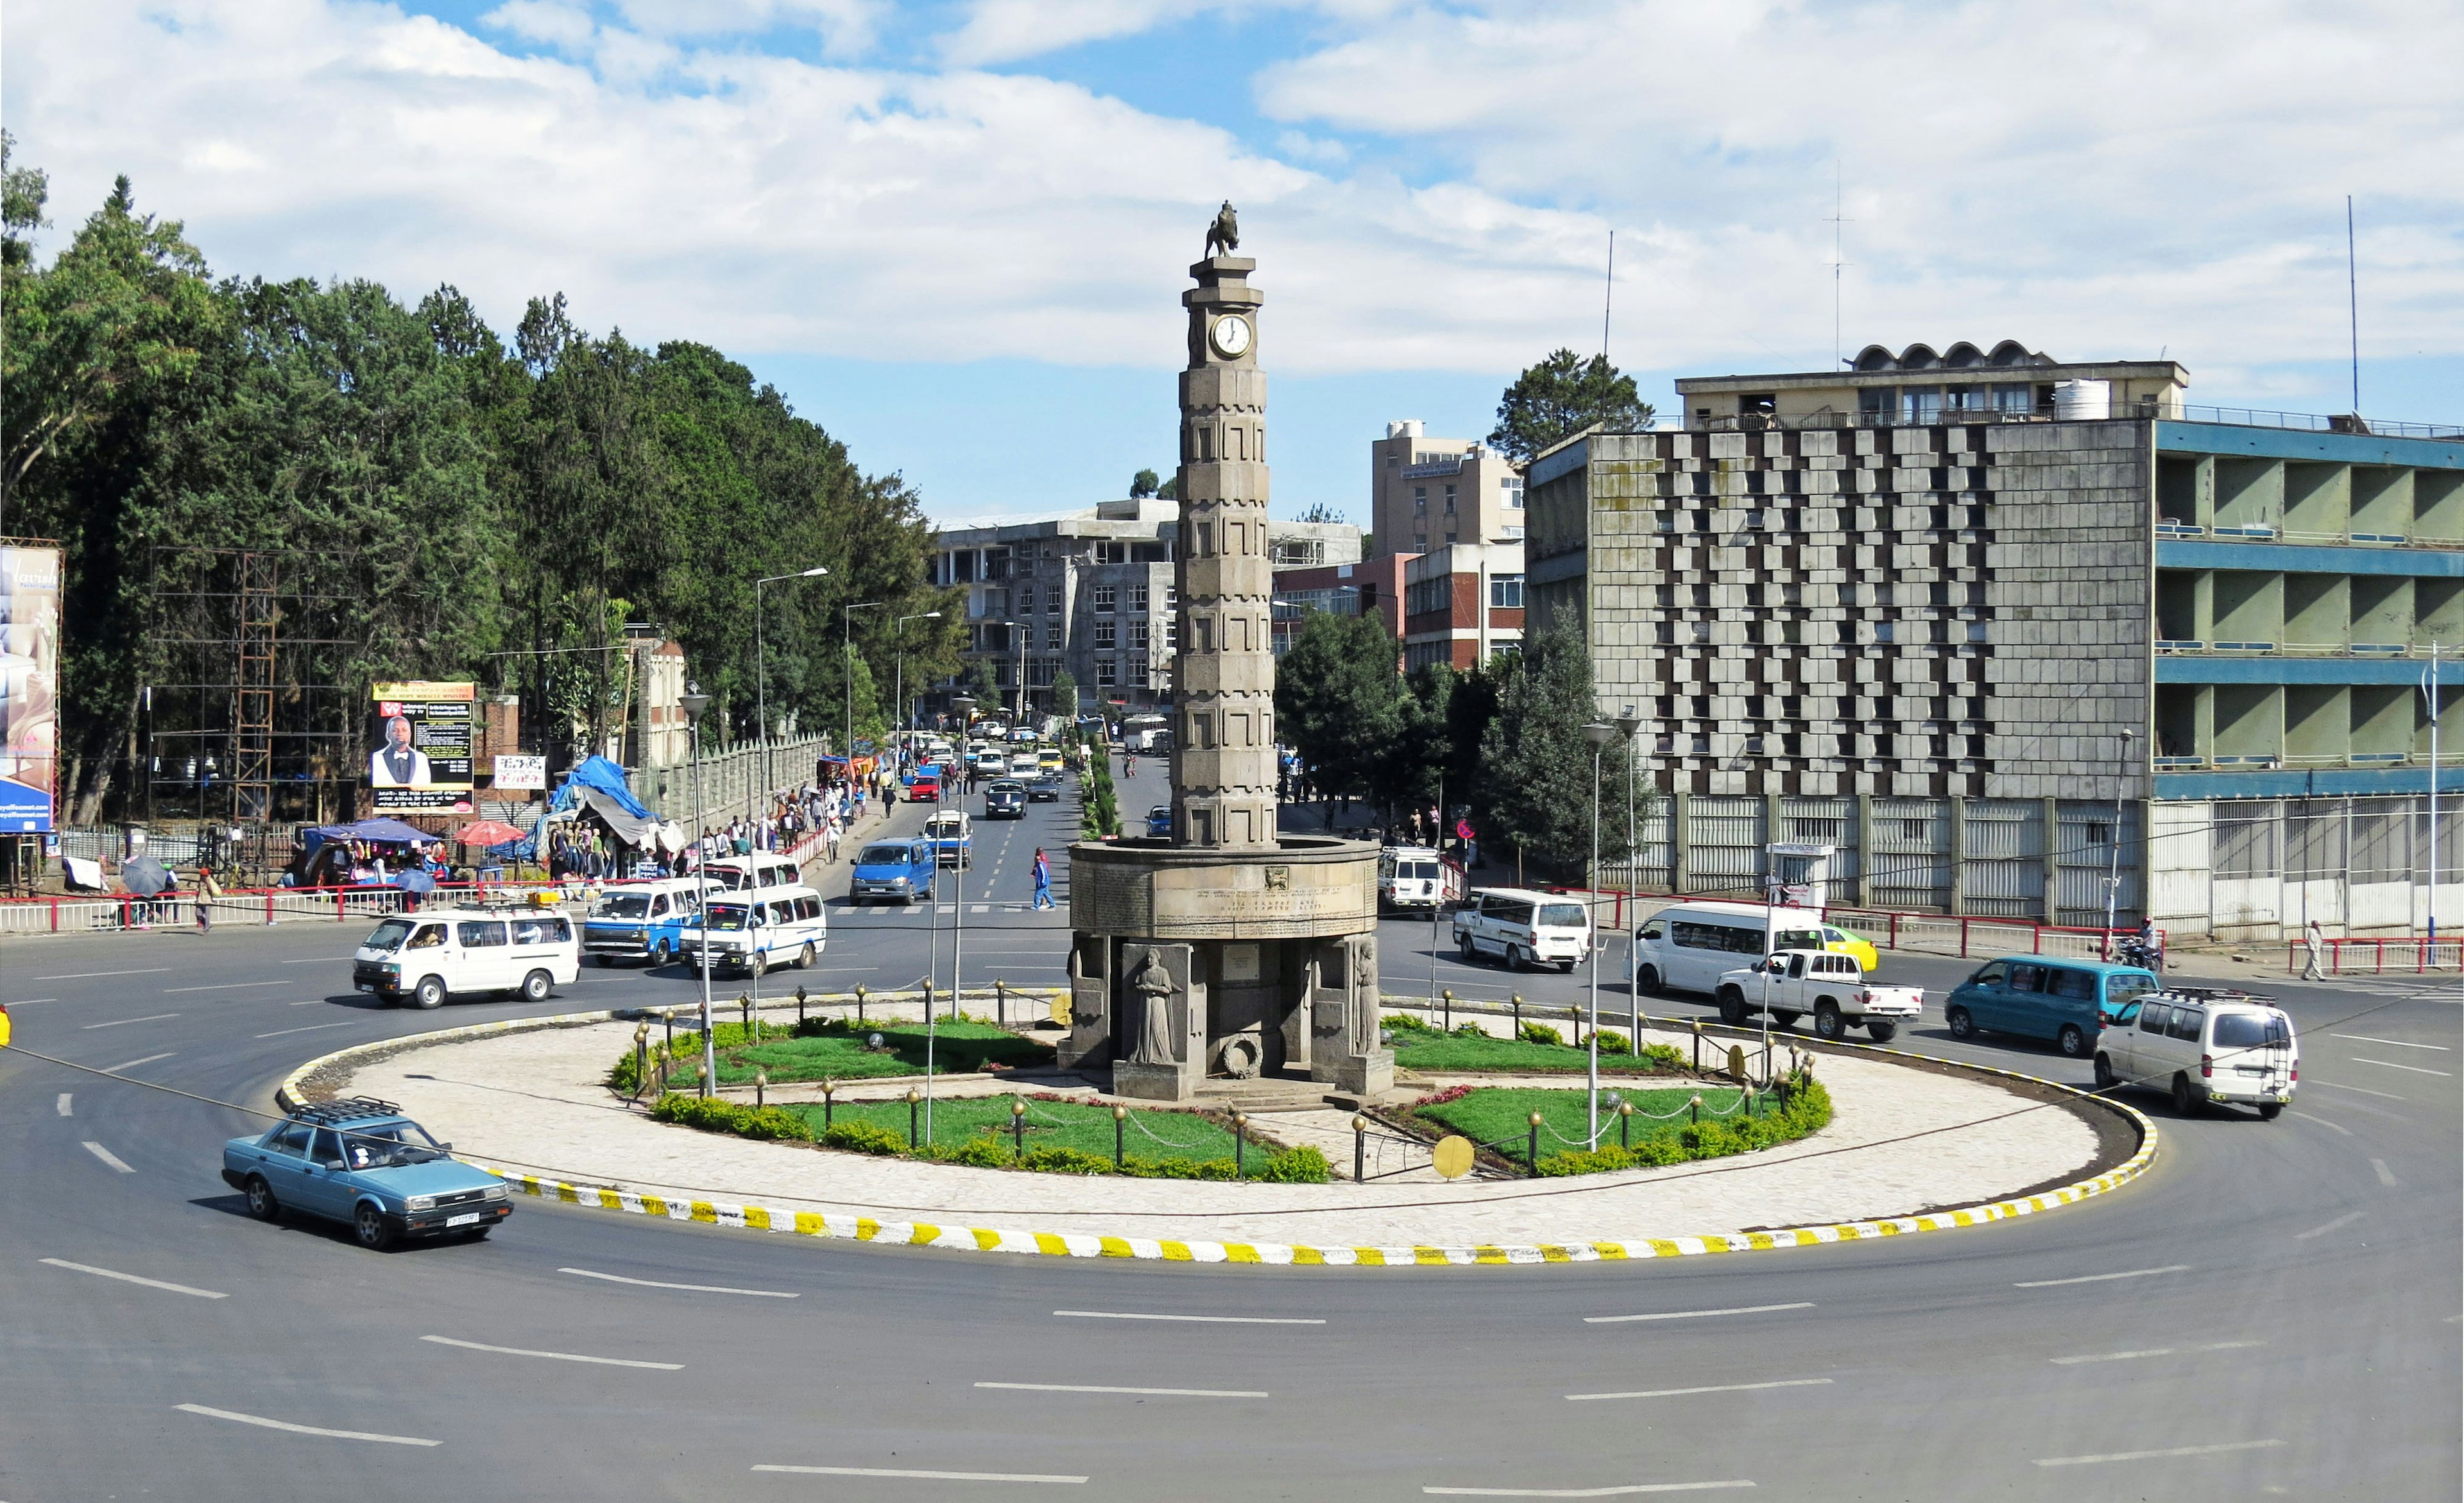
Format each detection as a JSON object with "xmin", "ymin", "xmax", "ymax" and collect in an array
[{"xmin": 1209, "ymin": 314, "xmax": 1253, "ymax": 359}]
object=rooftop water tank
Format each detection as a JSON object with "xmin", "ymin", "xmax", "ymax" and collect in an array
[{"xmin": 2052, "ymin": 379, "xmax": 2111, "ymax": 421}]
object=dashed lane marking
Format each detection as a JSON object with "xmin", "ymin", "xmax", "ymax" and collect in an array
[
  {"xmin": 558, "ymin": 1267, "xmax": 798, "ymax": 1298},
  {"xmin": 2049, "ymin": 1341, "xmax": 2261, "ymax": 1364},
  {"xmin": 2033, "ymin": 1438, "xmax": 2284, "ymax": 1468},
  {"xmin": 1054, "ymin": 1310, "xmax": 1324, "ymax": 1325},
  {"xmin": 2352, "ymin": 1056, "xmax": 2451, "ymax": 1076},
  {"xmin": 175, "ymin": 1404, "xmax": 440, "ymax": 1447},
  {"xmin": 164, "ymin": 981, "xmax": 291, "ymax": 993},
  {"xmin": 42, "ymin": 1258, "xmax": 226, "ymax": 1298},
  {"xmin": 2295, "ymin": 1211, "xmax": 2367, "ymax": 1240},
  {"xmin": 254, "ymin": 1021, "xmax": 362, "ymax": 1039},
  {"xmin": 2371, "ymin": 1158, "xmax": 2399, "ymax": 1187},
  {"xmin": 977, "ymin": 1382, "xmax": 1268, "ymax": 1398},
  {"xmin": 2302, "ymin": 1079, "xmax": 2404, "ymax": 1101},
  {"xmin": 81, "ymin": 1142, "xmax": 135, "ymax": 1173},
  {"xmin": 1423, "ymin": 1482, "xmax": 1756, "ymax": 1497},
  {"xmin": 751, "ymin": 1464, "xmax": 1085, "ymax": 1484},
  {"xmin": 55, "ymin": 1093, "xmax": 71, "ymax": 1117},
  {"xmin": 2289, "ymin": 1111, "xmax": 2350, "ymax": 1135},
  {"xmin": 1567, "ymin": 1378, "xmax": 1831, "ymax": 1402},
  {"xmin": 2331, "ymin": 1034, "xmax": 2450, "ymax": 1051},
  {"xmin": 2015, "ymin": 1265, "xmax": 2189, "ymax": 1289},
  {"xmin": 8, "ymin": 997, "xmax": 60, "ymax": 1005},
  {"xmin": 99, "ymin": 1052, "xmax": 175, "ymax": 1073},
  {"xmin": 38, "ymin": 968, "xmax": 169, "ymax": 981},
  {"xmin": 418, "ymin": 1334, "xmax": 683, "ymax": 1370},
  {"xmin": 81, "ymin": 1012, "xmax": 179, "ymax": 1029},
  {"xmin": 1585, "ymin": 1303, "xmax": 1813, "ymax": 1324}
]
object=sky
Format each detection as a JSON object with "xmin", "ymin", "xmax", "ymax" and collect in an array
[{"xmin": 7, "ymin": 0, "xmax": 2461, "ymax": 527}]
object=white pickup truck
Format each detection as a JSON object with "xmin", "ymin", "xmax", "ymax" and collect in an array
[{"xmin": 1713, "ymin": 949, "xmax": 1922, "ymax": 1043}]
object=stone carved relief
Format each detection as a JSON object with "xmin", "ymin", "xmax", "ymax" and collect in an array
[
  {"xmin": 1127, "ymin": 947, "xmax": 1181, "ymax": 1066},
  {"xmin": 1348, "ymin": 936, "xmax": 1379, "ymax": 1056}
]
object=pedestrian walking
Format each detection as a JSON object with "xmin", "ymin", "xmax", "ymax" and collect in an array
[
  {"xmin": 2302, "ymin": 918, "xmax": 2327, "ymax": 980},
  {"xmin": 195, "ymin": 865, "xmax": 219, "ymax": 934},
  {"xmin": 1032, "ymin": 848, "xmax": 1054, "ymax": 909}
]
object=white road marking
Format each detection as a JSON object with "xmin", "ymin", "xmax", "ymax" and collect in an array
[
  {"xmin": 2295, "ymin": 1210, "xmax": 2367, "ymax": 1239},
  {"xmin": 1568, "ymin": 1378, "xmax": 1831, "ymax": 1402},
  {"xmin": 1584, "ymin": 1303, "xmax": 1813, "ymax": 1325},
  {"xmin": 81, "ymin": 1012, "xmax": 179, "ymax": 1029},
  {"xmin": 2306, "ymin": 1079, "xmax": 2405, "ymax": 1101},
  {"xmin": 1424, "ymin": 1482, "xmax": 1756, "ymax": 1497},
  {"xmin": 2015, "ymin": 1265, "xmax": 2190, "ymax": 1289},
  {"xmin": 254, "ymin": 1021, "xmax": 361, "ymax": 1039},
  {"xmin": 2034, "ymin": 1438, "xmax": 2284, "ymax": 1468},
  {"xmin": 165, "ymin": 980, "xmax": 294, "ymax": 993},
  {"xmin": 2352, "ymin": 1056, "xmax": 2451, "ymax": 1076},
  {"xmin": 977, "ymin": 1382, "xmax": 1268, "ymax": 1398},
  {"xmin": 558, "ymin": 1266, "xmax": 798, "ymax": 1298},
  {"xmin": 8, "ymin": 997, "xmax": 60, "ymax": 1004},
  {"xmin": 2371, "ymin": 1158, "xmax": 2400, "ymax": 1187},
  {"xmin": 2289, "ymin": 1111, "xmax": 2350, "ymax": 1135},
  {"xmin": 1053, "ymin": 1309, "xmax": 1325, "ymax": 1326},
  {"xmin": 42, "ymin": 1257, "xmax": 227, "ymax": 1298},
  {"xmin": 175, "ymin": 1403, "xmax": 440, "ymax": 1447},
  {"xmin": 2049, "ymin": 1341, "xmax": 2261, "ymax": 1365},
  {"xmin": 282, "ymin": 957, "xmax": 349, "ymax": 964},
  {"xmin": 2331, "ymin": 1033, "xmax": 2449, "ymax": 1051},
  {"xmin": 418, "ymin": 1334, "xmax": 683, "ymax": 1370},
  {"xmin": 100, "ymin": 1052, "xmax": 175, "ymax": 1073},
  {"xmin": 56, "ymin": 1093, "xmax": 72, "ymax": 1117},
  {"xmin": 82, "ymin": 1142, "xmax": 135, "ymax": 1173},
  {"xmin": 38, "ymin": 968, "xmax": 170, "ymax": 980},
  {"xmin": 752, "ymin": 1464, "xmax": 1085, "ymax": 1484}
]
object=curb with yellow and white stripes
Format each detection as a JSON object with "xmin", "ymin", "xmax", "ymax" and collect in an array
[{"xmin": 278, "ymin": 1008, "xmax": 2157, "ymax": 1270}]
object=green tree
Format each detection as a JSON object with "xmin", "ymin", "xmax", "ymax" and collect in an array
[
  {"xmin": 1050, "ymin": 666, "xmax": 1080, "ymax": 721},
  {"xmin": 1367, "ymin": 662, "xmax": 1453, "ymax": 816},
  {"xmin": 1157, "ymin": 473, "xmax": 1177, "ymax": 500},
  {"xmin": 1, "ymin": 130, "xmax": 50, "ymax": 271},
  {"xmin": 1274, "ymin": 610, "xmax": 1403, "ymax": 807},
  {"xmin": 1473, "ymin": 624, "xmax": 1630, "ymax": 877},
  {"xmin": 1129, "ymin": 468, "xmax": 1159, "ymax": 499},
  {"xmin": 1487, "ymin": 349, "xmax": 1654, "ymax": 464}
]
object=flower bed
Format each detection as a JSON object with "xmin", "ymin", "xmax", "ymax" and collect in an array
[
  {"xmin": 1397, "ymin": 1066, "xmax": 1832, "ymax": 1177},
  {"xmin": 1382, "ymin": 1012, "xmax": 1689, "ymax": 1075}
]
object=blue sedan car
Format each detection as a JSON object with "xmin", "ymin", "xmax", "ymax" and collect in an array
[{"xmin": 221, "ymin": 1097, "xmax": 511, "ymax": 1250}]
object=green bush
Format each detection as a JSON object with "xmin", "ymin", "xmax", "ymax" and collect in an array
[
  {"xmin": 822, "ymin": 1120, "xmax": 905, "ymax": 1155},
  {"xmin": 1641, "ymin": 1042, "xmax": 1685, "ymax": 1069},
  {"xmin": 927, "ymin": 1137, "xmax": 1012, "ymax": 1169},
  {"xmin": 1247, "ymin": 1145, "xmax": 1331, "ymax": 1183},
  {"xmin": 1533, "ymin": 1074, "xmax": 1833, "ymax": 1177},
  {"xmin": 648, "ymin": 1092, "xmax": 816, "ymax": 1142},
  {"xmin": 1382, "ymin": 1012, "xmax": 1435, "ymax": 1032},
  {"xmin": 1588, "ymin": 1030, "xmax": 1632, "ymax": 1055},
  {"xmin": 1518, "ymin": 1021, "xmax": 1565, "ymax": 1046},
  {"xmin": 1022, "ymin": 1145, "xmax": 1118, "ymax": 1176}
]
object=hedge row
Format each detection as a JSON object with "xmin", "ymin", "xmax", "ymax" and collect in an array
[{"xmin": 1533, "ymin": 1072, "xmax": 1833, "ymax": 1176}]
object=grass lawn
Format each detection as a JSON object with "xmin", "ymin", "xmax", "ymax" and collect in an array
[
  {"xmin": 1387, "ymin": 1027, "xmax": 1683, "ymax": 1076},
  {"xmin": 632, "ymin": 1018, "xmax": 1056, "ymax": 1089},
  {"xmin": 1412, "ymin": 1084, "xmax": 1765, "ymax": 1156},
  {"xmin": 785, "ymin": 1094, "xmax": 1242, "ymax": 1165}
]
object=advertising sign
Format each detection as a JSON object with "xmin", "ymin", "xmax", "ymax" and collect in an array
[
  {"xmin": 0, "ymin": 545, "xmax": 62, "ymax": 833},
  {"xmin": 492, "ymin": 754, "xmax": 547, "ymax": 791},
  {"xmin": 369, "ymin": 680, "xmax": 475, "ymax": 812}
]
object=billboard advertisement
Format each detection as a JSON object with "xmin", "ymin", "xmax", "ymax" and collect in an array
[
  {"xmin": 0, "ymin": 545, "xmax": 61, "ymax": 833},
  {"xmin": 492, "ymin": 754, "xmax": 547, "ymax": 791},
  {"xmin": 370, "ymin": 680, "xmax": 475, "ymax": 812}
]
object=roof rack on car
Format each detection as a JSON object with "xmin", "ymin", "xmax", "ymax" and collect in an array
[
  {"xmin": 290, "ymin": 1097, "xmax": 405, "ymax": 1125},
  {"xmin": 2159, "ymin": 986, "xmax": 2276, "ymax": 1004}
]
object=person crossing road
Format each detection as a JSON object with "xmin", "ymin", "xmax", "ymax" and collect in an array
[{"xmin": 1032, "ymin": 848, "xmax": 1054, "ymax": 909}]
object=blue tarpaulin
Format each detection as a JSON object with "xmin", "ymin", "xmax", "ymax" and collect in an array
[
  {"xmin": 501, "ymin": 757, "xmax": 656, "ymax": 857},
  {"xmin": 306, "ymin": 817, "xmax": 440, "ymax": 845}
]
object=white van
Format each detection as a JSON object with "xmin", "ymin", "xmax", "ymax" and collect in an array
[
  {"xmin": 2094, "ymin": 987, "xmax": 2297, "ymax": 1119},
  {"xmin": 703, "ymin": 853, "xmax": 802, "ymax": 893},
  {"xmin": 1451, "ymin": 888, "xmax": 1594, "ymax": 971},
  {"xmin": 678, "ymin": 884, "xmax": 828, "ymax": 977},
  {"xmin": 1632, "ymin": 901, "xmax": 1865, "ymax": 997},
  {"xmin": 351, "ymin": 906, "xmax": 581, "ymax": 1009},
  {"xmin": 581, "ymin": 878, "xmax": 703, "ymax": 965},
  {"xmin": 1380, "ymin": 846, "xmax": 1446, "ymax": 912}
]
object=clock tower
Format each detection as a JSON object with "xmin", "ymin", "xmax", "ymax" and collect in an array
[{"xmin": 1172, "ymin": 253, "xmax": 1278, "ymax": 849}]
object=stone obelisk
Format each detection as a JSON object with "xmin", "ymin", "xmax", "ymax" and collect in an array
[{"xmin": 1062, "ymin": 212, "xmax": 1391, "ymax": 1104}]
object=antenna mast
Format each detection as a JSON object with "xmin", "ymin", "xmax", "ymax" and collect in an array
[
  {"xmin": 1826, "ymin": 162, "xmax": 1852, "ymax": 367},
  {"xmin": 1602, "ymin": 230, "xmax": 1614, "ymax": 363},
  {"xmin": 2347, "ymin": 195, "xmax": 2360, "ymax": 413}
]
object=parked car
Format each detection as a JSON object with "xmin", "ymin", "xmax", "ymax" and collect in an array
[
  {"xmin": 984, "ymin": 780, "xmax": 1028, "ymax": 819},
  {"xmin": 850, "ymin": 839, "xmax": 936, "ymax": 906},
  {"xmin": 1453, "ymin": 888, "xmax": 1593, "ymax": 972},
  {"xmin": 1632, "ymin": 901, "xmax": 1878, "ymax": 996},
  {"xmin": 1380, "ymin": 845, "xmax": 1446, "ymax": 912},
  {"xmin": 1713, "ymin": 949, "xmax": 1923, "ymax": 1042},
  {"xmin": 2096, "ymin": 987, "xmax": 2296, "ymax": 1117},
  {"xmin": 1027, "ymin": 773, "xmax": 1064, "ymax": 802},
  {"xmin": 581, "ymin": 878, "xmax": 703, "ymax": 965},
  {"xmin": 1146, "ymin": 804, "xmax": 1174, "ymax": 838},
  {"xmin": 925, "ymin": 810, "xmax": 973, "ymax": 868},
  {"xmin": 907, "ymin": 771, "xmax": 942, "ymax": 802},
  {"xmin": 222, "ymin": 1097, "xmax": 511, "ymax": 1250},
  {"xmin": 351, "ymin": 906, "xmax": 579, "ymax": 1009},
  {"xmin": 678, "ymin": 884, "xmax": 828, "ymax": 976},
  {"xmin": 1942, "ymin": 956, "xmax": 2162, "ymax": 1058}
]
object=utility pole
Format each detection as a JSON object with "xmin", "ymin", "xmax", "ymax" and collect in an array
[
  {"xmin": 681, "ymin": 684, "xmax": 715, "ymax": 1099},
  {"xmin": 2426, "ymin": 642, "xmax": 2442, "ymax": 947},
  {"xmin": 843, "ymin": 601, "xmax": 884, "ymax": 773},
  {"xmin": 2104, "ymin": 729, "xmax": 2135, "ymax": 960},
  {"xmin": 757, "ymin": 567, "xmax": 828, "ymax": 811},
  {"xmin": 1584, "ymin": 722, "xmax": 1618, "ymax": 1146}
]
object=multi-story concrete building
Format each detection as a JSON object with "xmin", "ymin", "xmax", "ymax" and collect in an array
[
  {"xmin": 1528, "ymin": 343, "xmax": 2464, "ymax": 939},
  {"xmin": 1403, "ymin": 542, "xmax": 1525, "ymax": 673},
  {"xmin": 1270, "ymin": 553, "xmax": 1410, "ymax": 658},
  {"xmin": 932, "ymin": 502, "xmax": 1358, "ymax": 717},
  {"xmin": 1370, "ymin": 420, "xmax": 1526, "ymax": 557}
]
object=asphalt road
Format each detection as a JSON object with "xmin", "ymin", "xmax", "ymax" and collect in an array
[{"xmin": 3, "ymin": 766, "xmax": 2457, "ymax": 1500}]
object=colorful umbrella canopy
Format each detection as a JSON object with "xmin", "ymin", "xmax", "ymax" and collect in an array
[{"xmin": 454, "ymin": 820, "xmax": 526, "ymax": 846}]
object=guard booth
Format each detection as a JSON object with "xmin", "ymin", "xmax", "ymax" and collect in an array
[{"xmin": 1765, "ymin": 843, "xmax": 1836, "ymax": 911}]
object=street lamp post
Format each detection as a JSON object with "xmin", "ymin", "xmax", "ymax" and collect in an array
[
  {"xmin": 1584, "ymin": 721, "xmax": 1618, "ymax": 1147},
  {"xmin": 681, "ymin": 683, "xmax": 716, "ymax": 1099},
  {"xmin": 925, "ymin": 692, "xmax": 976, "ymax": 1147},
  {"xmin": 757, "ymin": 567, "xmax": 829, "ymax": 813},
  {"xmin": 895, "ymin": 612, "xmax": 943, "ymax": 760},
  {"xmin": 1616, "ymin": 709, "xmax": 1643, "ymax": 1041},
  {"xmin": 843, "ymin": 601, "xmax": 885, "ymax": 776},
  {"xmin": 2103, "ymin": 728, "xmax": 2135, "ymax": 961}
]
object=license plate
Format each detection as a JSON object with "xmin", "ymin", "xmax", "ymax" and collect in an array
[{"xmin": 446, "ymin": 1212, "xmax": 481, "ymax": 1227}]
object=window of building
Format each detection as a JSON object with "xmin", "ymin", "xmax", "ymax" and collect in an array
[
  {"xmin": 1131, "ymin": 621, "xmax": 1149, "ymax": 651},
  {"xmin": 1096, "ymin": 660, "xmax": 1117, "ymax": 687},
  {"xmin": 1029, "ymin": 658, "xmax": 1057, "ymax": 687},
  {"xmin": 1195, "ymin": 522, "xmax": 1213, "ymax": 557},
  {"xmin": 1992, "ymin": 383, "xmax": 2032, "ymax": 412},
  {"xmin": 1858, "ymin": 387, "xmax": 1891, "ymax": 422},
  {"xmin": 1444, "ymin": 530, "xmax": 1457, "ymax": 544},
  {"xmin": 1874, "ymin": 621, "xmax": 1895, "ymax": 643},
  {"xmin": 1444, "ymin": 483, "xmax": 1457, "ymax": 513},
  {"xmin": 1094, "ymin": 620, "xmax": 1116, "ymax": 648},
  {"xmin": 1967, "ymin": 621, "xmax": 1989, "ymax": 642},
  {"xmin": 1131, "ymin": 584, "xmax": 1149, "ymax": 613},
  {"xmin": 1129, "ymin": 659, "xmax": 1149, "ymax": 688},
  {"xmin": 1045, "ymin": 623, "xmax": 1063, "ymax": 650},
  {"xmin": 1093, "ymin": 584, "xmax": 1117, "ymax": 612},
  {"xmin": 1504, "ymin": 478, "xmax": 1525, "ymax": 509},
  {"xmin": 1489, "ymin": 574, "xmax": 1523, "ymax": 609},
  {"xmin": 1407, "ymin": 576, "xmax": 1451, "ymax": 616},
  {"xmin": 1413, "ymin": 486, "xmax": 1427, "ymax": 515},
  {"xmin": 1501, "ymin": 525, "xmax": 1525, "ymax": 538},
  {"xmin": 1900, "ymin": 387, "xmax": 1943, "ymax": 424}
]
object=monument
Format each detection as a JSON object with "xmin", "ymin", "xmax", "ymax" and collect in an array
[{"xmin": 1061, "ymin": 214, "xmax": 1392, "ymax": 1103}]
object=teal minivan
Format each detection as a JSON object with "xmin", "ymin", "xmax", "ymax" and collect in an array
[{"xmin": 1942, "ymin": 957, "xmax": 2161, "ymax": 1058}]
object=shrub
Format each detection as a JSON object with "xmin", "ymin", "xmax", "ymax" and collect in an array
[
  {"xmin": 1022, "ymin": 1146, "xmax": 1118, "ymax": 1176},
  {"xmin": 1641, "ymin": 1042, "xmax": 1685, "ymax": 1070},
  {"xmin": 1518, "ymin": 1021, "xmax": 1564, "ymax": 1046},
  {"xmin": 822, "ymin": 1120, "xmax": 905, "ymax": 1155},
  {"xmin": 1382, "ymin": 1012, "xmax": 1434, "ymax": 1032},
  {"xmin": 1589, "ymin": 1030, "xmax": 1632, "ymax": 1056},
  {"xmin": 1532, "ymin": 1075, "xmax": 1833, "ymax": 1178},
  {"xmin": 648, "ymin": 1093, "xmax": 815, "ymax": 1142},
  {"xmin": 928, "ymin": 1137, "xmax": 1011, "ymax": 1169},
  {"xmin": 1247, "ymin": 1145, "xmax": 1331, "ymax": 1184}
]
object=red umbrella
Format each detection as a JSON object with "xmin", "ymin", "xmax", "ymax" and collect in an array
[{"xmin": 455, "ymin": 820, "xmax": 527, "ymax": 846}]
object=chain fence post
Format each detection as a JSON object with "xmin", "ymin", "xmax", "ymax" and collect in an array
[
  {"xmin": 1527, "ymin": 1111, "xmax": 1542, "ymax": 1176},
  {"xmin": 822, "ymin": 1079, "xmax": 837, "ymax": 1131},
  {"xmin": 1113, "ymin": 1104, "xmax": 1126, "ymax": 1168},
  {"xmin": 1442, "ymin": 988, "xmax": 1453, "ymax": 1032},
  {"xmin": 796, "ymin": 985, "xmax": 808, "ymax": 1031},
  {"xmin": 1512, "ymin": 992, "xmax": 1522, "ymax": 1037},
  {"xmin": 1618, "ymin": 1099, "xmax": 1633, "ymax": 1149},
  {"xmin": 906, "ymin": 1086, "xmax": 920, "ymax": 1147},
  {"xmin": 1351, "ymin": 1114, "xmax": 1367, "ymax": 1182},
  {"xmin": 1233, "ymin": 1112, "xmax": 1247, "ymax": 1179},
  {"xmin": 755, "ymin": 1069, "xmax": 767, "ymax": 1109},
  {"xmin": 631, "ymin": 1024, "xmax": 649, "ymax": 1103},
  {"xmin": 1011, "ymin": 1097, "xmax": 1027, "ymax": 1158},
  {"xmin": 855, "ymin": 983, "xmax": 867, "ymax": 1027},
  {"xmin": 997, "ymin": 978, "xmax": 1007, "ymax": 1027},
  {"xmin": 1688, "ymin": 1092, "xmax": 1701, "ymax": 1127}
]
